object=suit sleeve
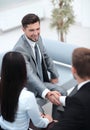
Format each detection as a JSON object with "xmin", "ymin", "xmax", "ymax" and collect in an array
[
  {"xmin": 26, "ymin": 92, "xmax": 49, "ymax": 128},
  {"xmin": 13, "ymin": 44, "xmax": 47, "ymax": 97},
  {"xmin": 25, "ymin": 55, "xmax": 48, "ymax": 96},
  {"xmin": 49, "ymin": 96, "xmax": 84, "ymax": 130},
  {"xmin": 39, "ymin": 37, "xmax": 59, "ymax": 79}
]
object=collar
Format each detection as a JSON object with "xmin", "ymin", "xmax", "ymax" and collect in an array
[{"xmin": 78, "ymin": 80, "xmax": 90, "ymax": 90}]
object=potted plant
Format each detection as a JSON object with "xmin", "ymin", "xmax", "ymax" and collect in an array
[{"xmin": 50, "ymin": 0, "xmax": 75, "ymax": 42}]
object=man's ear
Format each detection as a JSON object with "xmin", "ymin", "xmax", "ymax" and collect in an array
[
  {"xmin": 22, "ymin": 27, "xmax": 24, "ymax": 31},
  {"xmin": 22, "ymin": 27, "xmax": 25, "ymax": 32},
  {"xmin": 71, "ymin": 66, "xmax": 77, "ymax": 75}
]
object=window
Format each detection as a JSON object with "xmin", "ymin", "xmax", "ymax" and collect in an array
[{"xmin": 0, "ymin": 0, "xmax": 32, "ymax": 11}]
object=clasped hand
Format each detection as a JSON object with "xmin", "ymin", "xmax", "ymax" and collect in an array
[{"xmin": 46, "ymin": 91, "xmax": 61, "ymax": 105}]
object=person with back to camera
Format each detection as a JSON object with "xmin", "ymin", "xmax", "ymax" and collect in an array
[
  {"xmin": 48, "ymin": 47, "xmax": 90, "ymax": 130},
  {"xmin": 0, "ymin": 52, "xmax": 53, "ymax": 130},
  {"xmin": 13, "ymin": 13, "xmax": 66, "ymax": 120}
]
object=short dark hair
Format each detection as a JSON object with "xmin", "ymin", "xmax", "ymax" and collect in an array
[
  {"xmin": 21, "ymin": 13, "xmax": 40, "ymax": 28},
  {"xmin": 72, "ymin": 47, "xmax": 90, "ymax": 78},
  {"xmin": 0, "ymin": 51, "xmax": 27, "ymax": 122}
]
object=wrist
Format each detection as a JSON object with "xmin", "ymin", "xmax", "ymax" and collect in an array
[
  {"xmin": 42, "ymin": 89, "xmax": 50, "ymax": 99},
  {"xmin": 46, "ymin": 91, "xmax": 52, "ymax": 99}
]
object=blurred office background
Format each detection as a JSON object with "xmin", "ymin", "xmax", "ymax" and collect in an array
[{"xmin": 0, "ymin": 0, "xmax": 90, "ymax": 53}]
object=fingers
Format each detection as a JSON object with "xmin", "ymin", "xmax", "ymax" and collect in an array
[
  {"xmin": 50, "ymin": 78, "xmax": 59, "ymax": 84},
  {"xmin": 52, "ymin": 91, "xmax": 61, "ymax": 96},
  {"xmin": 48, "ymin": 94, "xmax": 60, "ymax": 105},
  {"xmin": 48, "ymin": 91, "xmax": 61, "ymax": 97},
  {"xmin": 43, "ymin": 114, "xmax": 53, "ymax": 122},
  {"xmin": 46, "ymin": 91, "xmax": 61, "ymax": 105}
]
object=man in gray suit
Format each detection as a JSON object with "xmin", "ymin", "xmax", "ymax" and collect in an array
[{"xmin": 13, "ymin": 13, "xmax": 66, "ymax": 119}]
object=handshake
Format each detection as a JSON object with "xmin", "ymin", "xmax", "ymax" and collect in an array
[{"xmin": 46, "ymin": 90, "xmax": 62, "ymax": 106}]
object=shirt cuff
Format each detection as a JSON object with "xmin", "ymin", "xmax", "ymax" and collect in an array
[
  {"xmin": 59, "ymin": 96, "xmax": 66, "ymax": 106},
  {"xmin": 42, "ymin": 89, "xmax": 50, "ymax": 99}
]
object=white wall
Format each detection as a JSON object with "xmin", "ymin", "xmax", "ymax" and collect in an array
[
  {"xmin": 44, "ymin": 0, "xmax": 90, "ymax": 27},
  {"xmin": 0, "ymin": 0, "xmax": 90, "ymax": 28},
  {"xmin": 81, "ymin": 0, "xmax": 90, "ymax": 27},
  {"xmin": 73, "ymin": 0, "xmax": 90, "ymax": 27},
  {"xmin": 0, "ymin": 0, "xmax": 45, "ymax": 32}
]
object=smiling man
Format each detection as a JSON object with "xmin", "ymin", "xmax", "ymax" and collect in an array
[{"xmin": 13, "ymin": 13, "xmax": 66, "ymax": 119}]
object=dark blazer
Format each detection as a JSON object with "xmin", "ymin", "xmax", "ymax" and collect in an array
[
  {"xmin": 13, "ymin": 35, "xmax": 59, "ymax": 96},
  {"xmin": 49, "ymin": 82, "xmax": 90, "ymax": 130}
]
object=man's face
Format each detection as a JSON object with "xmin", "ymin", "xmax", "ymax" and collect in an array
[{"xmin": 23, "ymin": 22, "xmax": 40, "ymax": 42}]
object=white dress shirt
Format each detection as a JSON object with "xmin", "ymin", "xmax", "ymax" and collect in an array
[{"xmin": 59, "ymin": 80, "xmax": 90, "ymax": 106}]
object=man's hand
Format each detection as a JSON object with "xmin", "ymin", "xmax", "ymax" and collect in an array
[
  {"xmin": 41, "ymin": 114, "xmax": 53, "ymax": 122},
  {"xmin": 50, "ymin": 78, "xmax": 59, "ymax": 84},
  {"xmin": 46, "ymin": 91, "xmax": 61, "ymax": 105}
]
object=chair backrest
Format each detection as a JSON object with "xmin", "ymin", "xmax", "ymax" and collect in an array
[{"xmin": 42, "ymin": 38, "xmax": 79, "ymax": 65}]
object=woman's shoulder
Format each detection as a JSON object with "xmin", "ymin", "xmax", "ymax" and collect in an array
[
  {"xmin": 18, "ymin": 88, "xmax": 36, "ymax": 109},
  {"xmin": 20, "ymin": 87, "xmax": 35, "ymax": 100}
]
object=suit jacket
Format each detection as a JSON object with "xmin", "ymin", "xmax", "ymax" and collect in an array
[
  {"xmin": 13, "ymin": 35, "xmax": 59, "ymax": 96},
  {"xmin": 49, "ymin": 82, "xmax": 90, "ymax": 130}
]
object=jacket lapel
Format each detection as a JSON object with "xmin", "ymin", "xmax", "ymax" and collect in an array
[
  {"xmin": 22, "ymin": 35, "xmax": 36, "ymax": 64},
  {"xmin": 36, "ymin": 39, "xmax": 49, "ymax": 82}
]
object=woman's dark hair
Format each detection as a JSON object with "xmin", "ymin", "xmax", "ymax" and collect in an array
[
  {"xmin": 21, "ymin": 13, "xmax": 40, "ymax": 28},
  {"xmin": 0, "ymin": 52, "xmax": 27, "ymax": 122}
]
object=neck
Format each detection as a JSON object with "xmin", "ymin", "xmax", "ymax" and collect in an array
[{"xmin": 77, "ymin": 77, "xmax": 90, "ymax": 84}]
